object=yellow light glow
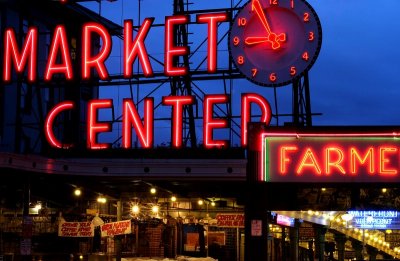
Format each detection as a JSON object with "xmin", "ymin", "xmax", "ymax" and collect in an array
[
  {"xmin": 382, "ymin": 188, "xmax": 387, "ymax": 193},
  {"xmin": 321, "ymin": 188, "xmax": 326, "ymax": 192},
  {"xmin": 132, "ymin": 205, "xmax": 140, "ymax": 214},
  {"xmin": 152, "ymin": 205, "xmax": 159, "ymax": 213},
  {"xmin": 97, "ymin": 197, "xmax": 107, "ymax": 204},
  {"xmin": 74, "ymin": 189, "xmax": 82, "ymax": 196},
  {"xmin": 171, "ymin": 196, "xmax": 177, "ymax": 202},
  {"xmin": 198, "ymin": 200, "xmax": 204, "ymax": 206},
  {"xmin": 211, "ymin": 201, "xmax": 216, "ymax": 207},
  {"xmin": 150, "ymin": 188, "xmax": 157, "ymax": 194}
]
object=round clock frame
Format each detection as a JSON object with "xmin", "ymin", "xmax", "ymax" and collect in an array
[{"xmin": 228, "ymin": 0, "xmax": 322, "ymax": 87}]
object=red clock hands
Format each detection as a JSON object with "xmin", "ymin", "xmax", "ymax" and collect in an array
[{"xmin": 245, "ymin": 0, "xmax": 286, "ymax": 50}]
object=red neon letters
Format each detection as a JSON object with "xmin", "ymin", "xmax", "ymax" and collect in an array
[
  {"xmin": 4, "ymin": 27, "xmax": 37, "ymax": 82},
  {"xmin": 164, "ymin": 15, "xmax": 189, "ymax": 76},
  {"xmin": 124, "ymin": 19, "xmax": 154, "ymax": 78},
  {"xmin": 46, "ymin": 94, "xmax": 271, "ymax": 150},
  {"xmin": 82, "ymin": 23, "xmax": 111, "ymax": 80},
  {"xmin": 162, "ymin": 96, "xmax": 195, "ymax": 148},
  {"xmin": 241, "ymin": 93, "xmax": 272, "ymax": 147},
  {"xmin": 123, "ymin": 98, "xmax": 154, "ymax": 149},
  {"xmin": 197, "ymin": 13, "xmax": 228, "ymax": 73},
  {"xmin": 45, "ymin": 25, "xmax": 73, "ymax": 81},
  {"xmin": 276, "ymin": 144, "xmax": 399, "ymax": 178},
  {"xmin": 3, "ymin": 12, "xmax": 229, "ymax": 81}
]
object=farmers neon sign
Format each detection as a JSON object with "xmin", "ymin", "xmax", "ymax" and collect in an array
[
  {"xmin": 261, "ymin": 131, "xmax": 400, "ymax": 182},
  {"xmin": 3, "ymin": 4, "xmax": 273, "ymax": 149}
]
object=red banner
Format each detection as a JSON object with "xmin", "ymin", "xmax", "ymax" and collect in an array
[{"xmin": 215, "ymin": 213, "xmax": 244, "ymax": 228}]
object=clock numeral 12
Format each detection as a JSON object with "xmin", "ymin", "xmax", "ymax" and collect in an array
[
  {"xmin": 291, "ymin": 0, "xmax": 294, "ymax": 9},
  {"xmin": 269, "ymin": 73, "xmax": 277, "ymax": 82},
  {"xmin": 270, "ymin": 0, "xmax": 278, "ymax": 5}
]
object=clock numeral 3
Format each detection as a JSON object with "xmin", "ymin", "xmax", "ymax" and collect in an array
[
  {"xmin": 290, "ymin": 66, "xmax": 297, "ymax": 76},
  {"xmin": 237, "ymin": 55, "xmax": 245, "ymax": 65},
  {"xmin": 302, "ymin": 52, "xmax": 309, "ymax": 61},
  {"xmin": 233, "ymin": 36, "xmax": 240, "ymax": 46},
  {"xmin": 309, "ymin": 32, "xmax": 315, "ymax": 41},
  {"xmin": 269, "ymin": 73, "xmax": 277, "ymax": 82},
  {"xmin": 252, "ymin": 68, "xmax": 258, "ymax": 77},
  {"xmin": 238, "ymin": 18, "xmax": 247, "ymax": 27}
]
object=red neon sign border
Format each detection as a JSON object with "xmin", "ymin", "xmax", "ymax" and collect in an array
[{"xmin": 260, "ymin": 131, "xmax": 400, "ymax": 182}]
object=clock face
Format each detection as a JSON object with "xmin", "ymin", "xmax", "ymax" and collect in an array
[{"xmin": 229, "ymin": 0, "xmax": 322, "ymax": 87}]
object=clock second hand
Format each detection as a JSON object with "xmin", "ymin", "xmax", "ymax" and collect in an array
[{"xmin": 246, "ymin": 0, "xmax": 286, "ymax": 49}]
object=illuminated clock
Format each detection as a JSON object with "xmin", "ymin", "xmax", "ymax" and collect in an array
[{"xmin": 229, "ymin": 0, "xmax": 322, "ymax": 87}]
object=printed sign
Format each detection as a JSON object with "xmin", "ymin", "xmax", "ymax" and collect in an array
[
  {"xmin": 215, "ymin": 213, "xmax": 245, "ymax": 228},
  {"xmin": 58, "ymin": 221, "xmax": 94, "ymax": 237},
  {"xmin": 251, "ymin": 220, "xmax": 262, "ymax": 236},
  {"xmin": 101, "ymin": 220, "xmax": 131, "ymax": 237}
]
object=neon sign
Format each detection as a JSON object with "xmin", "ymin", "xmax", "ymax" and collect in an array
[
  {"xmin": 260, "ymin": 130, "xmax": 400, "ymax": 182},
  {"xmin": 348, "ymin": 211, "xmax": 400, "ymax": 229},
  {"xmin": 1, "ymin": 1, "xmax": 276, "ymax": 149}
]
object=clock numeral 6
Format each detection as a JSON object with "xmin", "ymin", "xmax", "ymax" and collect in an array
[
  {"xmin": 233, "ymin": 36, "xmax": 240, "ymax": 46},
  {"xmin": 238, "ymin": 17, "xmax": 247, "ymax": 27},
  {"xmin": 270, "ymin": 0, "xmax": 278, "ymax": 5},
  {"xmin": 237, "ymin": 55, "xmax": 245, "ymax": 65},
  {"xmin": 302, "ymin": 52, "xmax": 309, "ymax": 61},
  {"xmin": 269, "ymin": 73, "xmax": 277, "ymax": 82},
  {"xmin": 290, "ymin": 66, "xmax": 296, "ymax": 76}
]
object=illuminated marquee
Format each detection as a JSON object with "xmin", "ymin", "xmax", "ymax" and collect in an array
[
  {"xmin": 260, "ymin": 130, "xmax": 400, "ymax": 182},
  {"xmin": 2, "ymin": 3, "xmax": 274, "ymax": 149},
  {"xmin": 348, "ymin": 211, "xmax": 400, "ymax": 229}
]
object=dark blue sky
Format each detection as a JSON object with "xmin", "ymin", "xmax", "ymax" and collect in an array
[{"xmin": 81, "ymin": 0, "xmax": 400, "ymax": 138}]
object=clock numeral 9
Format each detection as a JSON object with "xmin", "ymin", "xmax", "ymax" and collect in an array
[
  {"xmin": 269, "ymin": 73, "xmax": 277, "ymax": 82},
  {"xmin": 309, "ymin": 32, "xmax": 315, "ymax": 41},
  {"xmin": 290, "ymin": 66, "xmax": 296, "ymax": 76},
  {"xmin": 252, "ymin": 68, "xmax": 258, "ymax": 77},
  {"xmin": 237, "ymin": 55, "xmax": 245, "ymax": 65},
  {"xmin": 302, "ymin": 52, "xmax": 309, "ymax": 61},
  {"xmin": 238, "ymin": 17, "xmax": 247, "ymax": 27},
  {"xmin": 269, "ymin": 0, "xmax": 278, "ymax": 5},
  {"xmin": 304, "ymin": 12, "xmax": 310, "ymax": 22},
  {"xmin": 233, "ymin": 36, "xmax": 240, "ymax": 46}
]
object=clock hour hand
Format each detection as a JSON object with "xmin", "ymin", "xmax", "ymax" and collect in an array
[
  {"xmin": 245, "ymin": 35, "xmax": 286, "ymax": 49},
  {"xmin": 251, "ymin": 0, "xmax": 286, "ymax": 49}
]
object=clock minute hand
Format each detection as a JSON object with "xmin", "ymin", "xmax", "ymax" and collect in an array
[
  {"xmin": 252, "ymin": 0, "xmax": 273, "ymax": 35},
  {"xmin": 250, "ymin": 0, "xmax": 286, "ymax": 49}
]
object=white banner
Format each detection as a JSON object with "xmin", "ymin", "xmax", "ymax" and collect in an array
[
  {"xmin": 101, "ymin": 220, "xmax": 132, "ymax": 237},
  {"xmin": 58, "ymin": 221, "xmax": 94, "ymax": 237}
]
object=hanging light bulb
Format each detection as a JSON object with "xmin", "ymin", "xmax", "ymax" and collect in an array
[
  {"xmin": 171, "ymin": 196, "xmax": 177, "ymax": 202},
  {"xmin": 132, "ymin": 205, "xmax": 140, "ymax": 214},
  {"xmin": 74, "ymin": 188, "xmax": 82, "ymax": 196},
  {"xmin": 152, "ymin": 205, "xmax": 159, "ymax": 214},
  {"xmin": 198, "ymin": 199, "xmax": 204, "ymax": 206}
]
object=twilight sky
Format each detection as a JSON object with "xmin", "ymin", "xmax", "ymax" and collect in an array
[{"xmin": 81, "ymin": 0, "xmax": 400, "ymax": 134}]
